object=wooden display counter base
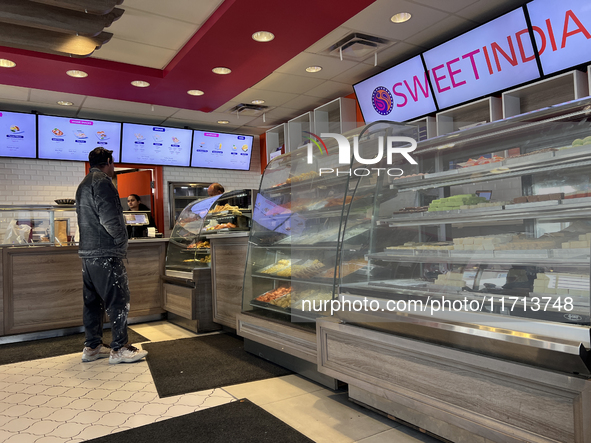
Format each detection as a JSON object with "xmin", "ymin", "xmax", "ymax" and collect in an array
[{"xmin": 316, "ymin": 318, "xmax": 591, "ymax": 443}]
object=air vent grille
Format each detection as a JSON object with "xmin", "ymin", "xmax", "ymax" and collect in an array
[{"xmin": 227, "ymin": 103, "xmax": 270, "ymax": 116}]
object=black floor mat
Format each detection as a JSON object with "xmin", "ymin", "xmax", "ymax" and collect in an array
[
  {"xmin": 85, "ymin": 398, "xmax": 314, "ymax": 443},
  {"xmin": 0, "ymin": 328, "xmax": 149, "ymax": 365},
  {"xmin": 142, "ymin": 333, "xmax": 292, "ymax": 398}
]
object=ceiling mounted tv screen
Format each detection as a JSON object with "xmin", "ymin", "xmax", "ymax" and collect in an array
[
  {"xmin": 38, "ymin": 115, "xmax": 121, "ymax": 162},
  {"xmin": 0, "ymin": 110, "xmax": 36, "ymax": 159},
  {"xmin": 121, "ymin": 123, "xmax": 192, "ymax": 166},
  {"xmin": 191, "ymin": 130, "xmax": 253, "ymax": 170}
]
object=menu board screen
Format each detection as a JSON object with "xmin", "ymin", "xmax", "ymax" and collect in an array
[
  {"xmin": 527, "ymin": 0, "xmax": 591, "ymax": 75},
  {"xmin": 354, "ymin": 55, "xmax": 437, "ymax": 123},
  {"xmin": 0, "ymin": 111, "xmax": 36, "ymax": 159},
  {"xmin": 38, "ymin": 115, "xmax": 121, "ymax": 162},
  {"xmin": 423, "ymin": 8, "xmax": 540, "ymax": 110},
  {"xmin": 191, "ymin": 130, "xmax": 253, "ymax": 170},
  {"xmin": 122, "ymin": 123, "xmax": 192, "ymax": 166}
]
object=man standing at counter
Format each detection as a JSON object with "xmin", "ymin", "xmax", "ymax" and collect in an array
[{"xmin": 76, "ymin": 147, "xmax": 148, "ymax": 364}]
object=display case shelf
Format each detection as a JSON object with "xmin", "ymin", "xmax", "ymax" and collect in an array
[
  {"xmin": 265, "ymin": 123, "xmax": 287, "ymax": 164},
  {"xmin": 287, "ymin": 111, "xmax": 314, "ymax": 152},
  {"xmin": 436, "ymin": 96, "xmax": 502, "ymax": 136}
]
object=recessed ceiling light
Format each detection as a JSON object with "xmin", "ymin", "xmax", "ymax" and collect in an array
[
  {"xmin": 187, "ymin": 89, "xmax": 204, "ymax": 96},
  {"xmin": 217, "ymin": 120, "xmax": 230, "ymax": 124},
  {"xmin": 66, "ymin": 70, "xmax": 88, "ymax": 78},
  {"xmin": 252, "ymin": 31, "xmax": 275, "ymax": 42},
  {"xmin": 305, "ymin": 66, "xmax": 322, "ymax": 73},
  {"xmin": 0, "ymin": 59, "xmax": 16, "ymax": 68},
  {"xmin": 131, "ymin": 80, "xmax": 150, "ymax": 87},
  {"xmin": 251, "ymin": 99, "xmax": 265, "ymax": 105},
  {"xmin": 390, "ymin": 12, "xmax": 412, "ymax": 23},
  {"xmin": 57, "ymin": 100, "xmax": 73, "ymax": 106},
  {"xmin": 212, "ymin": 67, "xmax": 231, "ymax": 75}
]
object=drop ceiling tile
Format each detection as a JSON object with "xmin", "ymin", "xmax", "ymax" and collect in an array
[
  {"xmin": 412, "ymin": 0, "xmax": 480, "ymax": 14},
  {"xmin": 29, "ymin": 89, "xmax": 87, "ymax": 109},
  {"xmin": 275, "ymin": 53, "xmax": 358, "ymax": 80},
  {"xmin": 341, "ymin": 0, "xmax": 449, "ymax": 41},
  {"xmin": 371, "ymin": 42, "xmax": 424, "ymax": 68},
  {"xmin": 0, "ymin": 99, "xmax": 77, "ymax": 117},
  {"xmin": 281, "ymin": 95, "xmax": 327, "ymax": 111},
  {"xmin": 0, "ymin": 85, "xmax": 29, "ymax": 102},
  {"xmin": 251, "ymin": 73, "xmax": 325, "ymax": 95},
  {"xmin": 229, "ymin": 89, "xmax": 299, "ymax": 107},
  {"xmin": 405, "ymin": 15, "xmax": 475, "ymax": 47},
  {"xmin": 76, "ymin": 109, "xmax": 166, "ymax": 125},
  {"xmin": 214, "ymin": 100, "xmax": 239, "ymax": 113},
  {"xmin": 82, "ymin": 97, "xmax": 179, "ymax": 118},
  {"xmin": 92, "ymin": 38, "xmax": 177, "ymax": 69},
  {"xmin": 304, "ymin": 27, "xmax": 354, "ymax": 54},
  {"xmin": 332, "ymin": 63, "xmax": 384, "ymax": 85},
  {"xmin": 244, "ymin": 107, "xmax": 300, "ymax": 129},
  {"xmin": 106, "ymin": 8, "xmax": 199, "ymax": 50},
  {"xmin": 170, "ymin": 108, "xmax": 257, "ymax": 126},
  {"xmin": 121, "ymin": 0, "xmax": 223, "ymax": 25},
  {"xmin": 456, "ymin": 0, "xmax": 529, "ymax": 23},
  {"xmin": 304, "ymin": 81, "xmax": 354, "ymax": 99}
]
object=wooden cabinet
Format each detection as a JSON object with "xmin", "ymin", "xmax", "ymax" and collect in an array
[{"xmin": 1, "ymin": 240, "xmax": 166, "ymax": 336}]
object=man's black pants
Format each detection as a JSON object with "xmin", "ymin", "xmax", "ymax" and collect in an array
[{"xmin": 82, "ymin": 257, "xmax": 130, "ymax": 351}]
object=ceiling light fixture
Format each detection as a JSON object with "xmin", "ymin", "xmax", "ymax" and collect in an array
[
  {"xmin": 212, "ymin": 67, "xmax": 231, "ymax": 75},
  {"xmin": 57, "ymin": 100, "xmax": 73, "ymax": 106},
  {"xmin": 217, "ymin": 120, "xmax": 230, "ymax": 124},
  {"xmin": 0, "ymin": 59, "xmax": 16, "ymax": 68},
  {"xmin": 187, "ymin": 89, "xmax": 204, "ymax": 96},
  {"xmin": 251, "ymin": 99, "xmax": 265, "ymax": 105},
  {"xmin": 131, "ymin": 80, "xmax": 150, "ymax": 87},
  {"xmin": 252, "ymin": 31, "xmax": 275, "ymax": 42},
  {"xmin": 390, "ymin": 12, "xmax": 412, "ymax": 23},
  {"xmin": 66, "ymin": 70, "xmax": 88, "ymax": 78},
  {"xmin": 305, "ymin": 66, "xmax": 322, "ymax": 73}
]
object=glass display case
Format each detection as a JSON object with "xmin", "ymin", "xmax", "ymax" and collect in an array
[
  {"xmin": 168, "ymin": 181, "xmax": 212, "ymax": 229},
  {"xmin": 165, "ymin": 189, "xmax": 256, "ymax": 279},
  {"xmin": 0, "ymin": 204, "xmax": 77, "ymax": 246},
  {"xmin": 242, "ymin": 123, "xmax": 417, "ymax": 324},
  {"xmin": 336, "ymin": 101, "xmax": 591, "ymax": 374}
]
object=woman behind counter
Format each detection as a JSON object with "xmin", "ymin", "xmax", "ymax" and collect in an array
[{"xmin": 126, "ymin": 194, "xmax": 156, "ymax": 238}]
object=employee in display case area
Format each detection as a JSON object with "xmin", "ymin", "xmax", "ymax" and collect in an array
[
  {"xmin": 126, "ymin": 194, "xmax": 156, "ymax": 238},
  {"xmin": 207, "ymin": 183, "xmax": 225, "ymax": 197}
]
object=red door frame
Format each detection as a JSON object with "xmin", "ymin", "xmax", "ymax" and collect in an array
[{"xmin": 85, "ymin": 163, "xmax": 165, "ymax": 233}]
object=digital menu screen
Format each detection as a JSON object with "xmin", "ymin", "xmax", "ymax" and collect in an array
[
  {"xmin": 354, "ymin": 55, "xmax": 437, "ymax": 123},
  {"xmin": 423, "ymin": 8, "xmax": 540, "ymax": 110},
  {"xmin": 38, "ymin": 115, "xmax": 121, "ymax": 162},
  {"xmin": 191, "ymin": 130, "xmax": 253, "ymax": 170},
  {"xmin": 122, "ymin": 123, "xmax": 192, "ymax": 166},
  {"xmin": 527, "ymin": 0, "xmax": 591, "ymax": 75},
  {"xmin": 0, "ymin": 111, "xmax": 36, "ymax": 159}
]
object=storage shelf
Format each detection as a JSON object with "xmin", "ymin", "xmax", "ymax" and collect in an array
[{"xmin": 251, "ymin": 273, "xmax": 334, "ymax": 286}]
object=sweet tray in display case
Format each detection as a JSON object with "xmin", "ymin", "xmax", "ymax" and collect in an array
[
  {"xmin": 165, "ymin": 189, "xmax": 255, "ymax": 278},
  {"xmin": 0, "ymin": 205, "xmax": 77, "ymax": 246},
  {"xmin": 242, "ymin": 122, "xmax": 418, "ymax": 323},
  {"xmin": 335, "ymin": 102, "xmax": 591, "ymax": 375}
]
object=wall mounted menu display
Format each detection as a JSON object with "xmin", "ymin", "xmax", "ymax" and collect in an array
[
  {"xmin": 0, "ymin": 111, "xmax": 36, "ymax": 159},
  {"xmin": 353, "ymin": 55, "xmax": 437, "ymax": 123},
  {"xmin": 38, "ymin": 115, "xmax": 121, "ymax": 162},
  {"xmin": 191, "ymin": 130, "xmax": 253, "ymax": 170},
  {"xmin": 121, "ymin": 123, "xmax": 192, "ymax": 166},
  {"xmin": 527, "ymin": 0, "xmax": 591, "ymax": 76},
  {"xmin": 422, "ymin": 8, "xmax": 541, "ymax": 110}
]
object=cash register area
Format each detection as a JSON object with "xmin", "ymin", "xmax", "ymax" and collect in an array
[{"xmin": 0, "ymin": 321, "xmax": 439, "ymax": 443}]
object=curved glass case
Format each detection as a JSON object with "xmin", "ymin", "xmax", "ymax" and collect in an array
[
  {"xmin": 337, "ymin": 100, "xmax": 591, "ymax": 373},
  {"xmin": 242, "ymin": 122, "xmax": 417, "ymax": 323},
  {"xmin": 165, "ymin": 189, "xmax": 255, "ymax": 277}
]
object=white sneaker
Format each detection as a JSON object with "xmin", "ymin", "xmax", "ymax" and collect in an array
[
  {"xmin": 81, "ymin": 343, "xmax": 111, "ymax": 362},
  {"xmin": 109, "ymin": 344, "xmax": 148, "ymax": 364}
]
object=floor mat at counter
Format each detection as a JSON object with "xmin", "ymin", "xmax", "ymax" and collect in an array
[
  {"xmin": 0, "ymin": 329, "xmax": 149, "ymax": 365},
  {"xmin": 143, "ymin": 333, "xmax": 292, "ymax": 398},
  {"xmin": 85, "ymin": 398, "xmax": 314, "ymax": 443}
]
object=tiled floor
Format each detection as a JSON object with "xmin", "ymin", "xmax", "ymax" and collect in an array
[{"xmin": 0, "ymin": 321, "xmax": 441, "ymax": 443}]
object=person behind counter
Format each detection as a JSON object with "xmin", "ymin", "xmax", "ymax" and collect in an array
[
  {"xmin": 127, "ymin": 194, "xmax": 156, "ymax": 238},
  {"xmin": 76, "ymin": 147, "xmax": 148, "ymax": 364},
  {"xmin": 208, "ymin": 183, "xmax": 224, "ymax": 196}
]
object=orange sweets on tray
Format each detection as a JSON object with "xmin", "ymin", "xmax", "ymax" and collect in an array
[{"xmin": 255, "ymin": 286, "xmax": 292, "ymax": 302}]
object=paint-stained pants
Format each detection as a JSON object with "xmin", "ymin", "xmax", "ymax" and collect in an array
[{"xmin": 82, "ymin": 258, "xmax": 130, "ymax": 351}]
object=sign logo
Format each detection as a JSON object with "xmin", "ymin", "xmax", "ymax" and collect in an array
[
  {"xmin": 372, "ymin": 87, "xmax": 393, "ymax": 115},
  {"xmin": 303, "ymin": 131, "xmax": 328, "ymax": 155}
]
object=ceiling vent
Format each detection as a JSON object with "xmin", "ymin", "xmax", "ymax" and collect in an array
[
  {"xmin": 324, "ymin": 33, "xmax": 393, "ymax": 61},
  {"xmin": 227, "ymin": 103, "xmax": 270, "ymax": 117}
]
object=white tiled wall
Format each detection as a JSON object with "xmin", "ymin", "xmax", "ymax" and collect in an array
[{"xmin": 0, "ymin": 136, "xmax": 263, "ymax": 237}]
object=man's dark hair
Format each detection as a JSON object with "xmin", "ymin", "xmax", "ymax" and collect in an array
[
  {"xmin": 88, "ymin": 147, "xmax": 114, "ymax": 167},
  {"xmin": 211, "ymin": 183, "xmax": 224, "ymax": 194}
]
